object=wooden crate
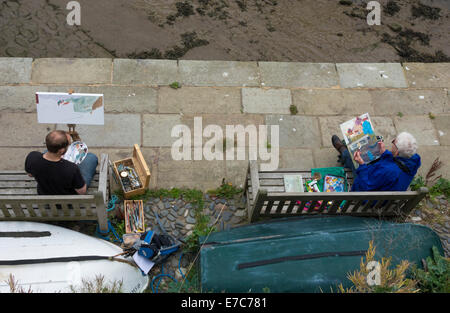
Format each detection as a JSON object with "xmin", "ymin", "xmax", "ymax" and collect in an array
[
  {"xmin": 124, "ymin": 200, "xmax": 145, "ymax": 233},
  {"xmin": 113, "ymin": 144, "xmax": 151, "ymax": 199}
]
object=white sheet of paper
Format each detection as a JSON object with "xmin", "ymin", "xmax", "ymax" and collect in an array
[
  {"xmin": 36, "ymin": 92, "xmax": 104, "ymax": 125},
  {"xmin": 132, "ymin": 252, "xmax": 155, "ymax": 274}
]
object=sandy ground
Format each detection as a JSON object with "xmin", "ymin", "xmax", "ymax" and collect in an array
[{"xmin": 0, "ymin": 0, "xmax": 449, "ymax": 61}]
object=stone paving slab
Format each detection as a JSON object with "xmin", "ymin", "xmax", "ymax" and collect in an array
[
  {"xmin": 193, "ymin": 159, "xmax": 226, "ymax": 190},
  {"xmin": 258, "ymin": 62, "xmax": 339, "ymax": 88},
  {"xmin": 143, "ymin": 114, "xmax": 183, "ymax": 147},
  {"xmin": 178, "ymin": 60, "xmax": 259, "ymax": 87},
  {"xmin": 57, "ymin": 114, "xmax": 141, "ymax": 147},
  {"xmin": 432, "ymin": 114, "xmax": 450, "ymax": 146},
  {"xmin": 156, "ymin": 147, "xmax": 194, "ymax": 189},
  {"xmin": 292, "ymin": 89, "xmax": 373, "ymax": 115},
  {"xmin": 278, "ymin": 148, "xmax": 314, "ymax": 169},
  {"xmin": 370, "ymin": 89, "xmax": 447, "ymax": 116},
  {"xmin": 0, "ymin": 113, "xmax": 54, "ymax": 146},
  {"xmin": 319, "ymin": 115, "xmax": 397, "ymax": 147},
  {"xmin": 242, "ymin": 88, "xmax": 292, "ymax": 114},
  {"xmin": 113, "ymin": 59, "xmax": 178, "ymax": 86},
  {"xmin": 48, "ymin": 85, "xmax": 158, "ymax": 113},
  {"xmin": 0, "ymin": 85, "xmax": 48, "ymax": 112},
  {"xmin": 393, "ymin": 115, "xmax": 440, "ymax": 146},
  {"xmin": 0, "ymin": 147, "xmax": 42, "ymax": 170},
  {"xmin": 0, "ymin": 58, "xmax": 32, "ymax": 84},
  {"xmin": 312, "ymin": 148, "xmax": 342, "ymax": 168},
  {"xmin": 225, "ymin": 159, "xmax": 249, "ymax": 188},
  {"xmin": 32, "ymin": 58, "xmax": 112, "ymax": 84},
  {"xmin": 417, "ymin": 146, "xmax": 450, "ymax": 178},
  {"xmin": 195, "ymin": 114, "xmax": 266, "ymax": 149},
  {"xmin": 158, "ymin": 87, "xmax": 241, "ymax": 114},
  {"xmin": 403, "ymin": 63, "xmax": 450, "ymax": 88},
  {"xmin": 265, "ymin": 115, "xmax": 321, "ymax": 148},
  {"xmin": 336, "ymin": 63, "xmax": 407, "ymax": 88}
]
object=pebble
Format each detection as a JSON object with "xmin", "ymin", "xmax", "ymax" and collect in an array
[
  {"xmin": 186, "ymin": 216, "xmax": 196, "ymax": 224},
  {"xmin": 222, "ymin": 211, "xmax": 233, "ymax": 222},
  {"xmin": 411, "ymin": 217, "xmax": 422, "ymax": 222},
  {"xmin": 167, "ymin": 214, "xmax": 176, "ymax": 222},
  {"xmin": 160, "ymin": 210, "xmax": 169, "ymax": 217},
  {"xmin": 189, "ymin": 209, "xmax": 196, "ymax": 218},
  {"xmin": 235, "ymin": 210, "xmax": 246, "ymax": 217}
]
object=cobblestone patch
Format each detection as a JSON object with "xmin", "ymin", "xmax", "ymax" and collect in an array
[{"xmin": 406, "ymin": 195, "xmax": 450, "ymax": 257}]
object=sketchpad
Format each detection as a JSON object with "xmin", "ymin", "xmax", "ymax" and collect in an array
[{"xmin": 200, "ymin": 216, "xmax": 443, "ymax": 293}]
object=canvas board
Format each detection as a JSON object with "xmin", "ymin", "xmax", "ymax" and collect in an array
[
  {"xmin": 340, "ymin": 113, "xmax": 381, "ymax": 167},
  {"xmin": 36, "ymin": 92, "xmax": 104, "ymax": 125},
  {"xmin": 283, "ymin": 174, "xmax": 304, "ymax": 193}
]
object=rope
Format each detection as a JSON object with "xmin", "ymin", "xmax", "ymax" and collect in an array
[
  {"xmin": 107, "ymin": 195, "xmax": 119, "ymax": 212},
  {"xmin": 177, "ymin": 203, "xmax": 226, "ymax": 293},
  {"xmin": 95, "ymin": 220, "xmax": 123, "ymax": 244}
]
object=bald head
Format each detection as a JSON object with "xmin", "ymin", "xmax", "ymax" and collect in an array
[{"xmin": 45, "ymin": 130, "xmax": 69, "ymax": 153}]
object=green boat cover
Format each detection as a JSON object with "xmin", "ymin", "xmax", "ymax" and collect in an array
[{"xmin": 200, "ymin": 216, "xmax": 443, "ymax": 293}]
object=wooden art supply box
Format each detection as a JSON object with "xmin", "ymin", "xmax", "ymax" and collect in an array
[
  {"xmin": 124, "ymin": 200, "xmax": 145, "ymax": 234},
  {"xmin": 112, "ymin": 144, "xmax": 151, "ymax": 199}
]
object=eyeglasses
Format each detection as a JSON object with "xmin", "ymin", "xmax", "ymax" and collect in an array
[{"xmin": 392, "ymin": 139, "xmax": 397, "ymax": 150}]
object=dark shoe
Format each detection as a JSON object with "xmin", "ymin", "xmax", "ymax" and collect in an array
[{"xmin": 331, "ymin": 135, "xmax": 347, "ymax": 154}]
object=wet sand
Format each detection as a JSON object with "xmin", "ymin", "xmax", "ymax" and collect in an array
[{"xmin": 0, "ymin": 0, "xmax": 449, "ymax": 61}]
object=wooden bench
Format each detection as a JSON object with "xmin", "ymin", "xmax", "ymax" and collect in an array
[
  {"xmin": 244, "ymin": 160, "xmax": 428, "ymax": 223},
  {"xmin": 0, "ymin": 154, "xmax": 110, "ymax": 232}
]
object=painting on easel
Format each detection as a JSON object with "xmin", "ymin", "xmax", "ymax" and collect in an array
[
  {"xmin": 340, "ymin": 113, "xmax": 382, "ymax": 168},
  {"xmin": 36, "ymin": 92, "xmax": 104, "ymax": 125}
]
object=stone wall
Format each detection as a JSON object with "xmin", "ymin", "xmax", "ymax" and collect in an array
[{"xmin": 0, "ymin": 58, "xmax": 449, "ymax": 190}]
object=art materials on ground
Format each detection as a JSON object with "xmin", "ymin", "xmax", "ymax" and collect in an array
[
  {"xmin": 283, "ymin": 174, "xmax": 304, "ymax": 192},
  {"xmin": 323, "ymin": 175, "xmax": 346, "ymax": 192},
  {"xmin": 112, "ymin": 144, "xmax": 151, "ymax": 199},
  {"xmin": 124, "ymin": 200, "xmax": 145, "ymax": 234},
  {"xmin": 117, "ymin": 163, "xmax": 142, "ymax": 193}
]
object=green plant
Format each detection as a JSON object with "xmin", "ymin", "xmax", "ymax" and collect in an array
[
  {"xmin": 289, "ymin": 104, "xmax": 298, "ymax": 115},
  {"xmin": 429, "ymin": 112, "xmax": 435, "ymax": 119},
  {"xmin": 184, "ymin": 211, "xmax": 216, "ymax": 253},
  {"xmin": 170, "ymin": 81, "xmax": 181, "ymax": 89},
  {"xmin": 207, "ymin": 181, "xmax": 243, "ymax": 199},
  {"xmin": 429, "ymin": 178, "xmax": 450, "ymax": 199},
  {"xmin": 412, "ymin": 246, "xmax": 450, "ymax": 293},
  {"xmin": 397, "ymin": 112, "xmax": 403, "ymax": 117},
  {"xmin": 410, "ymin": 176, "xmax": 426, "ymax": 191},
  {"xmin": 166, "ymin": 262, "xmax": 201, "ymax": 293}
]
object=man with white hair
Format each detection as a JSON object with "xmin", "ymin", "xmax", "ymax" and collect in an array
[{"xmin": 331, "ymin": 132, "xmax": 421, "ymax": 191}]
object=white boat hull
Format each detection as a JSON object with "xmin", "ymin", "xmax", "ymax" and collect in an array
[{"xmin": 0, "ymin": 221, "xmax": 149, "ymax": 293}]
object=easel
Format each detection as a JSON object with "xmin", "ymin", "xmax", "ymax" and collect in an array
[{"xmin": 66, "ymin": 89, "xmax": 80, "ymax": 142}]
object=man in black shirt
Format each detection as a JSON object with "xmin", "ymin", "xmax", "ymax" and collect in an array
[{"xmin": 25, "ymin": 130, "xmax": 87, "ymax": 195}]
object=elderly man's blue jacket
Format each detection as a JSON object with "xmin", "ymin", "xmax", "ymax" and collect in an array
[{"xmin": 351, "ymin": 150, "xmax": 421, "ymax": 192}]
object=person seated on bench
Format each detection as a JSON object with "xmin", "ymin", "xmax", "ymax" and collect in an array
[
  {"xmin": 25, "ymin": 130, "xmax": 98, "ymax": 195},
  {"xmin": 331, "ymin": 132, "xmax": 421, "ymax": 192}
]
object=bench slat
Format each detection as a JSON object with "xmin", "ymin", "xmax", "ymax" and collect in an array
[{"xmin": 0, "ymin": 181, "xmax": 99, "ymax": 188}]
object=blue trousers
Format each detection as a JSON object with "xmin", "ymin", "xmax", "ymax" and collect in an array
[
  {"xmin": 78, "ymin": 153, "xmax": 98, "ymax": 188},
  {"xmin": 340, "ymin": 149, "xmax": 357, "ymax": 178}
]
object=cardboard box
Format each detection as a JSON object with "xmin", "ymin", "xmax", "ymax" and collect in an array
[
  {"xmin": 113, "ymin": 144, "xmax": 151, "ymax": 199},
  {"xmin": 124, "ymin": 200, "xmax": 145, "ymax": 233}
]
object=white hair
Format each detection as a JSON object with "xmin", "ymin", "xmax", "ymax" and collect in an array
[{"xmin": 395, "ymin": 132, "xmax": 418, "ymax": 158}]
